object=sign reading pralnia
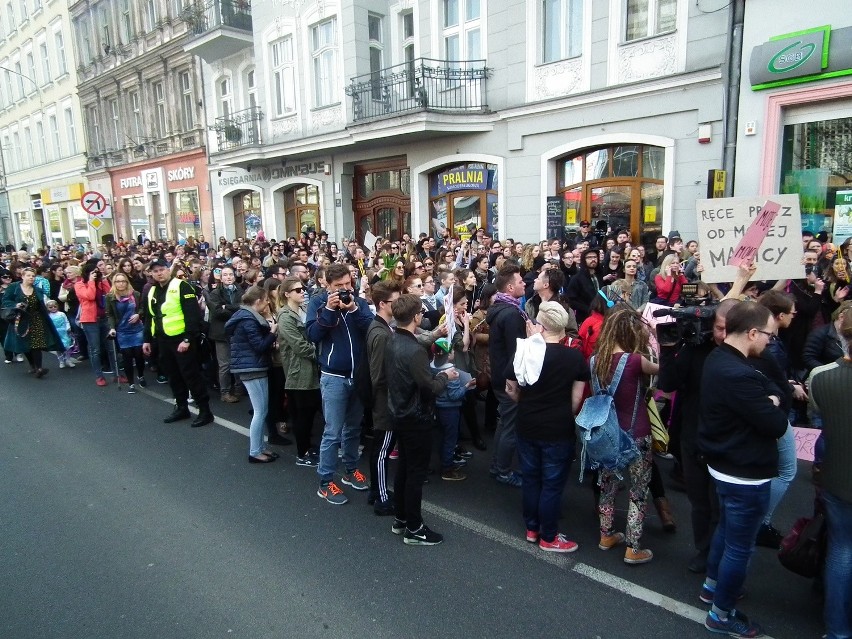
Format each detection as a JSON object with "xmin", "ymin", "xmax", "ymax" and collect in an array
[{"xmin": 695, "ymin": 194, "xmax": 805, "ymax": 283}]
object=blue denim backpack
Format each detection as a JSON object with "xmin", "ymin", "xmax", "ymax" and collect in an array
[{"xmin": 576, "ymin": 352, "xmax": 641, "ymax": 481}]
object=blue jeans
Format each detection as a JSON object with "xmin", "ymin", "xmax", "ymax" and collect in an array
[
  {"xmin": 80, "ymin": 318, "xmax": 117, "ymax": 379},
  {"xmin": 436, "ymin": 406, "xmax": 462, "ymax": 470},
  {"xmin": 317, "ymin": 374, "xmax": 363, "ymax": 483},
  {"xmin": 824, "ymin": 490, "xmax": 852, "ymax": 639},
  {"xmin": 765, "ymin": 423, "xmax": 797, "ymax": 524},
  {"xmin": 706, "ymin": 478, "xmax": 771, "ymax": 613},
  {"xmin": 491, "ymin": 386, "xmax": 518, "ymax": 475},
  {"xmin": 517, "ymin": 436, "xmax": 574, "ymax": 542},
  {"xmin": 243, "ymin": 376, "xmax": 268, "ymax": 457}
]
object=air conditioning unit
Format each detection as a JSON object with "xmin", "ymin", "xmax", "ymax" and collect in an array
[{"xmin": 31, "ymin": 198, "xmax": 43, "ymax": 209}]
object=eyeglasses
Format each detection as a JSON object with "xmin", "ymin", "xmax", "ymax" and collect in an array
[
  {"xmin": 289, "ymin": 287, "xmax": 304, "ymax": 293},
  {"xmin": 411, "ymin": 283, "xmax": 423, "ymax": 288},
  {"xmin": 424, "ymin": 262, "xmax": 434, "ymax": 266},
  {"xmin": 754, "ymin": 329, "xmax": 776, "ymax": 339}
]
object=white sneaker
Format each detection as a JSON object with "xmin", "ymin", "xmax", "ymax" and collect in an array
[
  {"xmin": 15, "ymin": 354, "xmax": 24, "ymax": 362},
  {"xmin": 66, "ymin": 359, "xmax": 76, "ymax": 368},
  {"xmin": 4, "ymin": 359, "xmax": 11, "ymax": 364},
  {"xmin": 59, "ymin": 361, "xmax": 65, "ymax": 369}
]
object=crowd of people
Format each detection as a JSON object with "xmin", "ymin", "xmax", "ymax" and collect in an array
[{"xmin": 1, "ymin": 222, "xmax": 851, "ymax": 638}]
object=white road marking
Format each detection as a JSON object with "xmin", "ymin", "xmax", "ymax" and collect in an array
[{"xmin": 141, "ymin": 387, "xmax": 776, "ymax": 637}]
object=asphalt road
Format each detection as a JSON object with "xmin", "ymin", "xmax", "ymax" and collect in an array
[{"xmin": 0, "ymin": 360, "xmax": 826, "ymax": 639}]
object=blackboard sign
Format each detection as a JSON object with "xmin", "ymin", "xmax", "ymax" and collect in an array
[{"xmin": 546, "ymin": 196, "xmax": 564, "ymax": 240}]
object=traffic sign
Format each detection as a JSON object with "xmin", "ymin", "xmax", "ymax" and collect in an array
[
  {"xmin": 89, "ymin": 217, "xmax": 104, "ymax": 230},
  {"xmin": 81, "ymin": 191, "xmax": 107, "ymax": 215}
]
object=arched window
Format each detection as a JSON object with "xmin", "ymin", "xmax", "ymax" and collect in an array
[
  {"xmin": 557, "ymin": 144, "xmax": 664, "ymax": 248},
  {"xmin": 284, "ymin": 184, "xmax": 320, "ymax": 237},
  {"xmin": 233, "ymin": 190, "xmax": 262, "ymax": 239},
  {"xmin": 429, "ymin": 162, "xmax": 498, "ymax": 239}
]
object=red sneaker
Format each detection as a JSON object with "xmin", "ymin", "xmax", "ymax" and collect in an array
[
  {"xmin": 539, "ymin": 533, "xmax": 579, "ymax": 553},
  {"xmin": 117, "ymin": 375, "xmax": 129, "ymax": 384},
  {"xmin": 95, "ymin": 377, "xmax": 108, "ymax": 387},
  {"xmin": 525, "ymin": 529, "xmax": 539, "ymax": 543}
]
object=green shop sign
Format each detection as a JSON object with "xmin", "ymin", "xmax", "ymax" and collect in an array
[{"xmin": 750, "ymin": 25, "xmax": 852, "ymax": 90}]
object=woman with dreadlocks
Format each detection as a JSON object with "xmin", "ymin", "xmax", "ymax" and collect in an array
[{"xmin": 592, "ymin": 307, "xmax": 659, "ymax": 565}]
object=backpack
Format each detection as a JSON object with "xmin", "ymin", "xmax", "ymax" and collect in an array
[{"xmin": 576, "ymin": 353, "xmax": 641, "ymax": 481}]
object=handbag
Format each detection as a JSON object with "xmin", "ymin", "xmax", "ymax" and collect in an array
[
  {"xmin": 778, "ymin": 511, "xmax": 826, "ymax": 578},
  {"xmin": 647, "ymin": 389, "xmax": 669, "ymax": 455},
  {"xmin": 58, "ymin": 286, "xmax": 69, "ymax": 303}
]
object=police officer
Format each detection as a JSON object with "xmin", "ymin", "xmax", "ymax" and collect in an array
[{"xmin": 142, "ymin": 258, "xmax": 214, "ymax": 427}]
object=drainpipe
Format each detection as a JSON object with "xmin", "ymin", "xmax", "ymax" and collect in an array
[{"xmin": 722, "ymin": 0, "xmax": 746, "ymax": 196}]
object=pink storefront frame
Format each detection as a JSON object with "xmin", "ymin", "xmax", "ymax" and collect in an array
[{"xmin": 759, "ymin": 81, "xmax": 852, "ymax": 195}]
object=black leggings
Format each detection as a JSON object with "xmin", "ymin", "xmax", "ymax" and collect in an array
[
  {"xmin": 24, "ymin": 350, "xmax": 43, "ymax": 369},
  {"xmin": 121, "ymin": 346, "xmax": 145, "ymax": 384},
  {"xmin": 287, "ymin": 388, "xmax": 321, "ymax": 456}
]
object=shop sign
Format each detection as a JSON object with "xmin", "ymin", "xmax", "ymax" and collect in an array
[
  {"xmin": 168, "ymin": 167, "xmax": 196, "ymax": 182},
  {"xmin": 695, "ymin": 194, "xmax": 804, "ymax": 283},
  {"xmin": 436, "ymin": 166, "xmax": 488, "ymax": 195},
  {"xmin": 707, "ymin": 169, "xmax": 726, "ymax": 198},
  {"xmin": 545, "ymin": 196, "xmax": 564, "ymax": 240},
  {"xmin": 120, "ymin": 176, "xmax": 143, "ymax": 189},
  {"xmin": 143, "ymin": 169, "xmax": 161, "ymax": 192},
  {"xmin": 750, "ymin": 26, "xmax": 852, "ymax": 90},
  {"xmin": 217, "ymin": 162, "xmax": 326, "ymax": 187}
]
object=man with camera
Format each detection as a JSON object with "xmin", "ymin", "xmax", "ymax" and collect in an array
[
  {"xmin": 306, "ymin": 262, "xmax": 374, "ymax": 505},
  {"xmin": 142, "ymin": 258, "xmax": 214, "ymax": 428}
]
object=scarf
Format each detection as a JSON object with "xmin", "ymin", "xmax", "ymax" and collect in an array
[{"xmin": 494, "ymin": 292, "xmax": 530, "ymax": 322}]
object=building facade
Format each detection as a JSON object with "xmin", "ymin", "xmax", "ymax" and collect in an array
[
  {"xmin": 69, "ymin": 0, "xmax": 212, "ymax": 244},
  {"xmin": 190, "ymin": 0, "xmax": 731, "ymax": 247},
  {"xmin": 0, "ymin": 0, "xmax": 89, "ymax": 249},
  {"xmin": 734, "ymin": 0, "xmax": 852, "ymax": 242}
]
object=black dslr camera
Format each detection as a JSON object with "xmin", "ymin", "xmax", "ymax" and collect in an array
[{"xmin": 338, "ymin": 290, "xmax": 352, "ymax": 305}]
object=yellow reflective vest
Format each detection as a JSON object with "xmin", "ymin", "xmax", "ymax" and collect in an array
[{"xmin": 147, "ymin": 278, "xmax": 186, "ymax": 337}]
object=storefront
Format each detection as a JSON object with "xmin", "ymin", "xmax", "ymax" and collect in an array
[
  {"xmin": 211, "ymin": 159, "xmax": 332, "ymax": 241},
  {"xmin": 737, "ymin": 14, "xmax": 852, "ymax": 240},
  {"xmin": 39, "ymin": 183, "xmax": 90, "ymax": 245},
  {"xmin": 428, "ymin": 162, "xmax": 498, "ymax": 241},
  {"xmin": 109, "ymin": 149, "xmax": 212, "ymax": 243}
]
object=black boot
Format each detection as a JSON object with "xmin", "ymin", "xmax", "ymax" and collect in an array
[
  {"xmin": 191, "ymin": 405, "xmax": 214, "ymax": 428},
  {"xmin": 164, "ymin": 405, "xmax": 191, "ymax": 423}
]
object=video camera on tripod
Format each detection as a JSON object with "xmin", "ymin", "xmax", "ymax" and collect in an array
[{"xmin": 653, "ymin": 303, "xmax": 718, "ymax": 346}]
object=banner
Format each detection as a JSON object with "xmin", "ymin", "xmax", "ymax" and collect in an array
[
  {"xmin": 695, "ymin": 194, "xmax": 805, "ymax": 283},
  {"xmin": 833, "ymin": 190, "xmax": 852, "ymax": 246}
]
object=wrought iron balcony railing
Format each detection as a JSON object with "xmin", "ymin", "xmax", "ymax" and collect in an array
[
  {"xmin": 345, "ymin": 58, "xmax": 489, "ymax": 123},
  {"xmin": 182, "ymin": 0, "xmax": 252, "ymax": 35},
  {"xmin": 211, "ymin": 106, "xmax": 263, "ymax": 152}
]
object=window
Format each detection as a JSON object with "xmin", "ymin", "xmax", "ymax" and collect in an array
[
  {"xmin": 25, "ymin": 51, "xmax": 35, "ymax": 93},
  {"xmin": 109, "ymin": 98, "xmax": 120, "ymax": 149},
  {"xmin": 120, "ymin": 0, "xmax": 133, "ymax": 44},
  {"xmin": 368, "ymin": 14, "xmax": 383, "ymax": 100},
  {"xmin": 542, "ymin": 0, "xmax": 582, "ymax": 62},
  {"xmin": 400, "ymin": 10, "xmax": 415, "ymax": 62},
  {"xmin": 13, "ymin": 60, "xmax": 23, "ymax": 99},
  {"xmin": 99, "ymin": 5, "xmax": 110, "ymax": 50},
  {"xmin": 55, "ymin": 31, "xmax": 67, "ymax": 74},
  {"xmin": 36, "ymin": 120, "xmax": 46, "ymax": 162},
  {"xmin": 179, "ymin": 71, "xmax": 194, "ymax": 130},
  {"xmin": 49, "ymin": 114, "xmax": 60, "ymax": 157},
  {"xmin": 146, "ymin": 0, "xmax": 157, "ymax": 31},
  {"xmin": 310, "ymin": 18, "xmax": 338, "ymax": 107},
  {"xmin": 18, "ymin": 0, "xmax": 25, "ymax": 22},
  {"xmin": 428, "ymin": 163, "xmax": 497, "ymax": 239},
  {"xmin": 246, "ymin": 68, "xmax": 257, "ymax": 109},
  {"xmin": 78, "ymin": 19, "xmax": 92, "ymax": 64},
  {"xmin": 39, "ymin": 41, "xmax": 50, "ymax": 83},
  {"xmin": 6, "ymin": 3, "xmax": 15, "ymax": 32},
  {"xmin": 86, "ymin": 106, "xmax": 99, "ymax": 153},
  {"xmin": 284, "ymin": 185, "xmax": 321, "ymax": 236},
  {"xmin": 153, "ymin": 81, "xmax": 166, "ymax": 137},
  {"xmin": 10, "ymin": 131, "xmax": 21, "ymax": 170},
  {"xmin": 23, "ymin": 126, "xmax": 32, "ymax": 167},
  {"xmin": 2, "ymin": 67, "xmax": 11, "ymax": 105},
  {"xmin": 442, "ymin": 0, "xmax": 482, "ymax": 62},
  {"xmin": 130, "ymin": 90, "xmax": 142, "ymax": 140},
  {"xmin": 625, "ymin": 0, "xmax": 676, "ymax": 42},
  {"xmin": 270, "ymin": 37, "xmax": 295, "ymax": 116},
  {"xmin": 1, "ymin": 135, "xmax": 10, "ymax": 169},
  {"xmin": 65, "ymin": 107, "xmax": 77, "ymax": 153},
  {"xmin": 218, "ymin": 77, "xmax": 232, "ymax": 117},
  {"xmin": 33, "ymin": 0, "xmax": 41, "ymax": 13}
]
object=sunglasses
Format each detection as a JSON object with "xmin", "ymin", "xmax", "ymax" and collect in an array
[{"xmin": 289, "ymin": 287, "xmax": 304, "ymax": 293}]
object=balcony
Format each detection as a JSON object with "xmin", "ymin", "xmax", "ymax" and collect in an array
[
  {"xmin": 182, "ymin": 0, "xmax": 253, "ymax": 62},
  {"xmin": 211, "ymin": 107, "xmax": 263, "ymax": 153},
  {"xmin": 345, "ymin": 58, "xmax": 490, "ymax": 123}
]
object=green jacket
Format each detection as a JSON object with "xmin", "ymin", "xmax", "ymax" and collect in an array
[
  {"xmin": 277, "ymin": 306, "xmax": 319, "ymax": 390},
  {"xmin": 1, "ymin": 282, "xmax": 63, "ymax": 353}
]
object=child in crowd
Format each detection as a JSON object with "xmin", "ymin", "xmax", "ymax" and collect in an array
[
  {"xmin": 430, "ymin": 338, "xmax": 475, "ymax": 481},
  {"xmin": 45, "ymin": 299, "xmax": 75, "ymax": 369}
]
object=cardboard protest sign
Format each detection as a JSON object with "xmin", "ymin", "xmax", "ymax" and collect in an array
[{"xmin": 695, "ymin": 194, "xmax": 805, "ymax": 283}]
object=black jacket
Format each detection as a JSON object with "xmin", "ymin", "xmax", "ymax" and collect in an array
[
  {"xmin": 208, "ymin": 284, "xmax": 244, "ymax": 342},
  {"xmin": 385, "ymin": 328, "xmax": 449, "ymax": 431},
  {"xmin": 224, "ymin": 308, "xmax": 276, "ymax": 375},
  {"xmin": 803, "ymin": 323, "xmax": 844, "ymax": 373},
  {"xmin": 486, "ymin": 300, "xmax": 526, "ymax": 390},
  {"xmin": 566, "ymin": 269, "xmax": 600, "ymax": 324},
  {"xmin": 698, "ymin": 343, "xmax": 788, "ymax": 480}
]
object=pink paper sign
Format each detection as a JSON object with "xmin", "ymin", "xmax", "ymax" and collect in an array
[
  {"xmin": 727, "ymin": 200, "xmax": 781, "ymax": 267},
  {"xmin": 793, "ymin": 426, "xmax": 819, "ymax": 462}
]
